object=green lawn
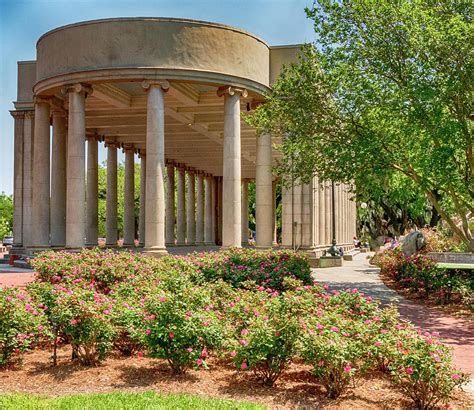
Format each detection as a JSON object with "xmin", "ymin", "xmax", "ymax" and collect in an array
[{"xmin": 0, "ymin": 391, "xmax": 267, "ymax": 410}]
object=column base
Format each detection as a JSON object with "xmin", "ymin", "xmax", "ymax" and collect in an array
[
  {"xmin": 144, "ymin": 247, "xmax": 168, "ymax": 258},
  {"xmin": 255, "ymin": 245, "xmax": 273, "ymax": 250}
]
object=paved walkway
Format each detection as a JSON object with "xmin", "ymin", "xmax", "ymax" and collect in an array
[{"xmin": 313, "ymin": 253, "xmax": 474, "ymax": 382}]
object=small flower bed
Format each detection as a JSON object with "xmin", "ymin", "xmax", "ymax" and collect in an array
[
  {"xmin": 0, "ymin": 248, "xmax": 467, "ymax": 408},
  {"xmin": 371, "ymin": 248, "xmax": 474, "ymax": 309}
]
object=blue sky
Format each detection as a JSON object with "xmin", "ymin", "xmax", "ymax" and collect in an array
[{"xmin": 0, "ymin": 0, "xmax": 315, "ymax": 194}]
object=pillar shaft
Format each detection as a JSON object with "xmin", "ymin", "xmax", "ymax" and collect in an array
[
  {"xmin": 241, "ymin": 179, "xmax": 249, "ymax": 246},
  {"xmin": 11, "ymin": 111, "xmax": 24, "ymax": 248},
  {"xmin": 323, "ymin": 182, "xmax": 331, "ymax": 244},
  {"xmin": 196, "ymin": 174, "xmax": 205, "ymax": 245},
  {"xmin": 255, "ymin": 132, "xmax": 273, "ymax": 248},
  {"xmin": 123, "ymin": 148, "xmax": 135, "ymax": 246},
  {"xmin": 217, "ymin": 177, "xmax": 223, "ymax": 245},
  {"xmin": 139, "ymin": 154, "xmax": 146, "ymax": 245},
  {"xmin": 66, "ymin": 86, "xmax": 87, "ymax": 249},
  {"xmin": 165, "ymin": 164, "xmax": 175, "ymax": 245},
  {"xmin": 143, "ymin": 84, "xmax": 167, "ymax": 254},
  {"xmin": 211, "ymin": 177, "xmax": 217, "ymax": 244},
  {"xmin": 221, "ymin": 89, "xmax": 243, "ymax": 248},
  {"xmin": 22, "ymin": 112, "xmax": 34, "ymax": 248},
  {"xmin": 86, "ymin": 137, "xmax": 98, "ymax": 246},
  {"xmin": 106, "ymin": 144, "xmax": 118, "ymax": 245},
  {"xmin": 176, "ymin": 168, "xmax": 186, "ymax": 245},
  {"xmin": 186, "ymin": 171, "xmax": 196, "ymax": 245},
  {"xmin": 32, "ymin": 100, "xmax": 51, "ymax": 248},
  {"xmin": 51, "ymin": 111, "xmax": 67, "ymax": 247},
  {"xmin": 204, "ymin": 176, "xmax": 213, "ymax": 245},
  {"xmin": 272, "ymin": 180, "xmax": 278, "ymax": 245}
]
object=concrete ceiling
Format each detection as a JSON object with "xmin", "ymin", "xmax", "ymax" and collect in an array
[{"xmin": 66, "ymin": 81, "xmax": 280, "ymax": 179}]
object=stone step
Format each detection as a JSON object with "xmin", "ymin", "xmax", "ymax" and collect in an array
[{"xmin": 13, "ymin": 260, "xmax": 31, "ymax": 269}]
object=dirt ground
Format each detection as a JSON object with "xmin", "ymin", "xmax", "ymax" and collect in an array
[{"xmin": 0, "ymin": 347, "xmax": 472, "ymax": 409}]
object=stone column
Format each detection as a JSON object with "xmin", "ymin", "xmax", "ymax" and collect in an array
[
  {"xmin": 176, "ymin": 167, "xmax": 186, "ymax": 245},
  {"xmin": 255, "ymin": 132, "xmax": 273, "ymax": 248},
  {"xmin": 216, "ymin": 177, "xmax": 223, "ymax": 245},
  {"xmin": 313, "ymin": 176, "xmax": 320, "ymax": 246},
  {"xmin": 106, "ymin": 142, "xmax": 118, "ymax": 246},
  {"xmin": 196, "ymin": 173, "xmax": 205, "ymax": 245},
  {"xmin": 241, "ymin": 179, "xmax": 249, "ymax": 246},
  {"xmin": 86, "ymin": 136, "xmax": 99, "ymax": 246},
  {"xmin": 123, "ymin": 147, "xmax": 135, "ymax": 246},
  {"xmin": 318, "ymin": 181, "xmax": 325, "ymax": 246},
  {"xmin": 281, "ymin": 184, "xmax": 292, "ymax": 247},
  {"xmin": 272, "ymin": 180, "xmax": 278, "ymax": 246},
  {"xmin": 335, "ymin": 184, "xmax": 340, "ymax": 243},
  {"xmin": 50, "ymin": 110, "xmax": 67, "ymax": 247},
  {"xmin": 65, "ymin": 84, "xmax": 89, "ymax": 249},
  {"xmin": 142, "ymin": 81, "xmax": 169, "ymax": 255},
  {"xmin": 22, "ymin": 111, "xmax": 34, "ymax": 248},
  {"xmin": 31, "ymin": 98, "xmax": 51, "ymax": 249},
  {"xmin": 211, "ymin": 177, "xmax": 217, "ymax": 244},
  {"xmin": 165, "ymin": 164, "xmax": 175, "ymax": 246},
  {"xmin": 218, "ymin": 86, "xmax": 247, "ymax": 248},
  {"xmin": 324, "ymin": 182, "xmax": 331, "ymax": 245},
  {"xmin": 139, "ymin": 152, "xmax": 146, "ymax": 246},
  {"xmin": 10, "ymin": 111, "xmax": 24, "ymax": 249},
  {"xmin": 204, "ymin": 176, "xmax": 213, "ymax": 245},
  {"xmin": 186, "ymin": 170, "xmax": 196, "ymax": 245}
]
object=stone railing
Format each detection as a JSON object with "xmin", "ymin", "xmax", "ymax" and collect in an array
[{"xmin": 426, "ymin": 252, "xmax": 474, "ymax": 264}]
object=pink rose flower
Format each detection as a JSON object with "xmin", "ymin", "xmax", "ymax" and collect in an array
[
  {"xmin": 406, "ymin": 367, "xmax": 414, "ymax": 375},
  {"xmin": 344, "ymin": 365, "xmax": 352, "ymax": 373},
  {"xmin": 241, "ymin": 361, "xmax": 248, "ymax": 370}
]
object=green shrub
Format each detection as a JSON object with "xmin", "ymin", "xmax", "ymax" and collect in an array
[
  {"xmin": 388, "ymin": 329, "xmax": 469, "ymax": 409},
  {"xmin": 0, "ymin": 287, "xmax": 49, "ymax": 366},
  {"xmin": 225, "ymin": 291, "xmax": 301, "ymax": 386},
  {"xmin": 141, "ymin": 286, "xmax": 225, "ymax": 373}
]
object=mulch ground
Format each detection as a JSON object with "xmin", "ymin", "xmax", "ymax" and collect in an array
[{"xmin": 0, "ymin": 347, "xmax": 472, "ymax": 409}]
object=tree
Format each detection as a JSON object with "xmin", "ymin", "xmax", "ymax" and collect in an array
[
  {"xmin": 0, "ymin": 193, "xmax": 13, "ymax": 240},
  {"xmin": 248, "ymin": 0, "xmax": 473, "ymax": 250}
]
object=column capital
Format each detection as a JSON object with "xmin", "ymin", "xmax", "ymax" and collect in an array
[
  {"xmin": 138, "ymin": 149, "xmax": 146, "ymax": 158},
  {"xmin": 51, "ymin": 108, "xmax": 67, "ymax": 118},
  {"xmin": 104, "ymin": 138, "xmax": 120, "ymax": 149},
  {"xmin": 60, "ymin": 83, "xmax": 93, "ymax": 97},
  {"xmin": 141, "ymin": 80, "xmax": 170, "ymax": 92},
  {"xmin": 10, "ymin": 110, "xmax": 25, "ymax": 120},
  {"xmin": 217, "ymin": 86, "xmax": 248, "ymax": 98},
  {"xmin": 122, "ymin": 144, "xmax": 135, "ymax": 153},
  {"xmin": 33, "ymin": 95, "xmax": 53, "ymax": 105},
  {"xmin": 86, "ymin": 134, "xmax": 101, "ymax": 142}
]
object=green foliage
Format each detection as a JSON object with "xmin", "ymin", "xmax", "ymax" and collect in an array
[
  {"xmin": 371, "ymin": 248, "xmax": 474, "ymax": 308},
  {"xmin": 249, "ymin": 0, "xmax": 473, "ymax": 249},
  {"xmin": 388, "ymin": 329, "xmax": 469, "ymax": 409},
  {"xmin": 181, "ymin": 248, "xmax": 312, "ymax": 290},
  {"xmin": 142, "ymin": 286, "xmax": 225, "ymax": 373},
  {"xmin": 0, "ymin": 287, "xmax": 49, "ymax": 366},
  {"xmin": 225, "ymin": 290, "xmax": 302, "ymax": 386},
  {"xmin": 0, "ymin": 193, "xmax": 13, "ymax": 240},
  {"xmin": 11, "ymin": 248, "xmax": 471, "ymax": 406}
]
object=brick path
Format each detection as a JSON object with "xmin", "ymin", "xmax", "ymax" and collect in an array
[{"xmin": 314, "ymin": 252, "xmax": 474, "ymax": 393}]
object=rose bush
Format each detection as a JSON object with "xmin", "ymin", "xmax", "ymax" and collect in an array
[
  {"xmin": 371, "ymin": 248, "xmax": 474, "ymax": 309},
  {"xmin": 7, "ymin": 248, "xmax": 466, "ymax": 406},
  {"xmin": 0, "ymin": 287, "xmax": 49, "ymax": 366}
]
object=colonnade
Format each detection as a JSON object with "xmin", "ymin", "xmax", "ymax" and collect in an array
[{"xmin": 10, "ymin": 83, "xmax": 276, "ymax": 255}]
